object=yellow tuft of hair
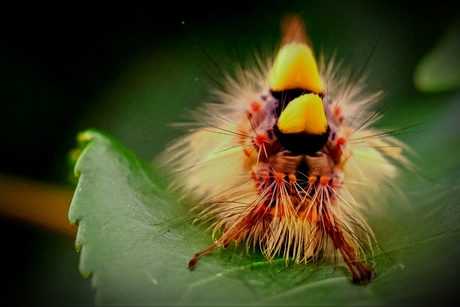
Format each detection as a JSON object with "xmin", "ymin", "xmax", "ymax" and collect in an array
[
  {"xmin": 277, "ymin": 93, "xmax": 327, "ymax": 135},
  {"xmin": 268, "ymin": 15, "xmax": 323, "ymax": 94}
]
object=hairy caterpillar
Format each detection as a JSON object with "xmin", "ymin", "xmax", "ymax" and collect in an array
[{"xmin": 158, "ymin": 14, "xmax": 410, "ymax": 284}]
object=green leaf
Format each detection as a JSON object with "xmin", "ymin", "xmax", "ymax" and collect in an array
[{"xmin": 69, "ymin": 111, "xmax": 460, "ymax": 306}]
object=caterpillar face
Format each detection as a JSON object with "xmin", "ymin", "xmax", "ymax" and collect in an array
[{"xmin": 159, "ymin": 14, "xmax": 409, "ymax": 284}]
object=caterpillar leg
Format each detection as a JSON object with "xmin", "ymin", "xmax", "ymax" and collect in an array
[
  {"xmin": 188, "ymin": 244, "xmax": 217, "ymax": 270},
  {"xmin": 321, "ymin": 212, "xmax": 375, "ymax": 284}
]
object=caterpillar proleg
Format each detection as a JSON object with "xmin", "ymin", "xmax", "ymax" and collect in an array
[{"xmin": 159, "ymin": 14, "xmax": 410, "ymax": 284}]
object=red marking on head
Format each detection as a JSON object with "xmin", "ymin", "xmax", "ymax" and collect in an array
[
  {"xmin": 337, "ymin": 137, "xmax": 346, "ymax": 147},
  {"xmin": 319, "ymin": 176, "xmax": 331, "ymax": 186},
  {"xmin": 251, "ymin": 101, "xmax": 262, "ymax": 113},
  {"xmin": 333, "ymin": 106, "xmax": 341, "ymax": 117},
  {"xmin": 273, "ymin": 172, "xmax": 285, "ymax": 184},
  {"xmin": 254, "ymin": 131, "xmax": 268, "ymax": 146},
  {"xmin": 288, "ymin": 173, "xmax": 297, "ymax": 183}
]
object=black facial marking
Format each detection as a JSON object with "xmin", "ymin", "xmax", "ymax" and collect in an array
[{"xmin": 274, "ymin": 126, "xmax": 330, "ymax": 156}]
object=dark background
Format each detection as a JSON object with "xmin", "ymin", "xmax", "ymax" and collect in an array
[{"xmin": 1, "ymin": 1, "xmax": 458, "ymax": 305}]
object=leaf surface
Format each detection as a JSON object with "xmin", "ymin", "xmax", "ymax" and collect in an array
[{"xmin": 69, "ymin": 117, "xmax": 460, "ymax": 305}]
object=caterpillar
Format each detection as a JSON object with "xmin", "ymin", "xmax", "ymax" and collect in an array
[{"xmin": 158, "ymin": 14, "xmax": 410, "ymax": 284}]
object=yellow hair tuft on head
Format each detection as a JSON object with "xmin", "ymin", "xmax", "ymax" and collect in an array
[
  {"xmin": 268, "ymin": 15, "xmax": 323, "ymax": 94},
  {"xmin": 277, "ymin": 93, "xmax": 328, "ymax": 135}
]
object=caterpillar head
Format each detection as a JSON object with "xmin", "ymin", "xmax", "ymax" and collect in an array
[{"xmin": 269, "ymin": 15, "xmax": 329, "ymax": 155}]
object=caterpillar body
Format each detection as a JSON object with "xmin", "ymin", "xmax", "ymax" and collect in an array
[{"xmin": 159, "ymin": 14, "xmax": 410, "ymax": 284}]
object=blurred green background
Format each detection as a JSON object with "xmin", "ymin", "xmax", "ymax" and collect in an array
[{"xmin": 1, "ymin": 0, "xmax": 459, "ymax": 305}]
